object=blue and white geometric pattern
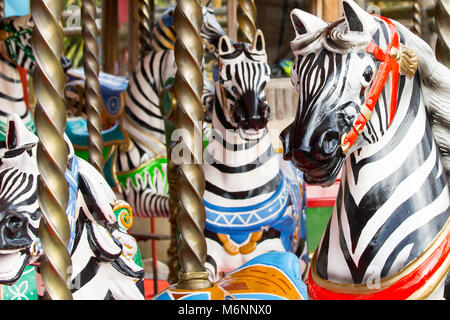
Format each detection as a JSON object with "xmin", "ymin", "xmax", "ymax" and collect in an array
[{"xmin": 204, "ymin": 174, "xmax": 289, "ymax": 234}]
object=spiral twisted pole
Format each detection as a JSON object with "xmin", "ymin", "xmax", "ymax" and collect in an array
[
  {"xmin": 0, "ymin": 0, "xmax": 4, "ymax": 19},
  {"xmin": 82, "ymin": 0, "xmax": 104, "ymax": 175},
  {"xmin": 138, "ymin": 0, "xmax": 153, "ymax": 56},
  {"xmin": 411, "ymin": 0, "xmax": 422, "ymax": 36},
  {"xmin": 436, "ymin": 0, "xmax": 450, "ymax": 68},
  {"xmin": 31, "ymin": 0, "xmax": 72, "ymax": 300},
  {"xmin": 173, "ymin": 0, "xmax": 210, "ymax": 290},
  {"xmin": 237, "ymin": 0, "xmax": 257, "ymax": 43}
]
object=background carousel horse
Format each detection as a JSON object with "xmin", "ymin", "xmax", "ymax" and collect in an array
[
  {"xmin": 0, "ymin": 14, "xmax": 71, "ymax": 142},
  {"xmin": 65, "ymin": 5, "xmax": 225, "ymax": 219},
  {"xmin": 0, "ymin": 115, "xmax": 145, "ymax": 299},
  {"xmin": 280, "ymin": 0, "xmax": 449, "ymax": 299},
  {"xmin": 0, "ymin": 14, "xmax": 38, "ymax": 140},
  {"xmin": 202, "ymin": 31, "xmax": 308, "ymax": 282}
]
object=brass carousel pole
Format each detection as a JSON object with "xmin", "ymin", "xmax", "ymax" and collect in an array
[
  {"xmin": 82, "ymin": 0, "xmax": 104, "ymax": 175},
  {"xmin": 237, "ymin": 0, "xmax": 257, "ymax": 43},
  {"xmin": 173, "ymin": 0, "xmax": 210, "ymax": 290},
  {"xmin": 411, "ymin": 0, "xmax": 422, "ymax": 37},
  {"xmin": 31, "ymin": 0, "xmax": 73, "ymax": 299},
  {"xmin": 436, "ymin": 0, "xmax": 450, "ymax": 67},
  {"xmin": 0, "ymin": 0, "xmax": 4, "ymax": 19},
  {"xmin": 138, "ymin": 0, "xmax": 153, "ymax": 56}
]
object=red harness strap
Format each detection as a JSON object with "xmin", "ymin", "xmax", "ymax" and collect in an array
[
  {"xmin": 341, "ymin": 16, "xmax": 400, "ymax": 154},
  {"xmin": 307, "ymin": 231, "xmax": 449, "ymax": 300}
]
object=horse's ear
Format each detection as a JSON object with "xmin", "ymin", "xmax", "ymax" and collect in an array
[
  {"xmin": 218, "ymin": 35, "xmax": 233, "ymax": 56},
  {"xmin": 342, "ymin": 0, "xmax": 377, "ymax": 34},
  {"xmin": 251, "ymin": 29, "xmax": 265, "ymax": 53},
  {"xmin": 290, "ymin": 8, "xmax": 327, "ymax": 37},
  {"xmin": 6, "ymin": 114, "xmax": 38, "ymax": 149}
]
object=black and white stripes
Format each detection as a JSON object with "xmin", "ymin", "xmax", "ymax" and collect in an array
[
  {"xmin": 285, "ymin": 2, "xmax": 449, "ymax": 298},
  {"xmin": 203, "ymin": 34, "xmax": 308, "ymax": 282}
]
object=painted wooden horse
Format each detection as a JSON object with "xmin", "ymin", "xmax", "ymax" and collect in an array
[
  {"xmin": 202, "ymin": 31, "xmax": 308, "ymax": 282},
  {"xmin": 64, "ymin": 5, "xmax": 225, "ymax": 219},
  {"xmin": 280, "ymin": 0, "xmax": 449, "ymax": 299},
  {"xmin": 0, "ymin": 14, "xmax": 71, "ymax": 142},
  {"xmin": 0, "ymin": 115, "xmax": 145, "ymax": 299}
]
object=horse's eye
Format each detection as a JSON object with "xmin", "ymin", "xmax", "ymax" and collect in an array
[
  {"xmin": 362, "ymin": 66, "xmax": 374, "ymax": 84},
  {"xmin": 231, "ymin": 86, "xmax": 239, "ymax": 94}
]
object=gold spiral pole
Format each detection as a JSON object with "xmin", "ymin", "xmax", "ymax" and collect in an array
[
  {"xmin": 436, "ymin": 0, "xmax": 450, "ymax": 68},
  {"xmin": 82, "ymin": 0, "xmax": 104, "ymax": 175},
  {"xmin": 173, "ymin": 0, "xmax": 211, "ymax": 290},
  {"xmin": 31, "ymin": 0, "xmax": 72, "ymax": 299},
  {"xmin": 138, "ymin": 0, "xmax": 153, "ymax": 56},
  {"xmin": 411, "ymin": 0, "xmax": 422, "ymax": 37},
  {"xmin": 237, "ymin": 0, "xmax": 257, "ymax": 43},
  {"xmin": 0, "ymin": 0, "xmax": 4, "ymax": 19}
]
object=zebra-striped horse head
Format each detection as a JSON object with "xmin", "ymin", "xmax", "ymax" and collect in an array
[
  {"xmin": 0, "ymin": 115, "xmax": 144, "ymax": 298},
  {"xmin": 216, "ymin": 30, "xmax": 271, "ymax": 134},
  {"xmin": 280, "ymin": 0, "xmax": 434, "ymax": 186},
  {"xmin": 0, "ymin": 14, "xmax": 34, "ymax": 71},
  {"xmin": 0, "ymin": 115, "xmax": 41, "ymax": 284},
  {"xmin": 151, "ymin": 4, "xmax": 225, "ymax": 57}
]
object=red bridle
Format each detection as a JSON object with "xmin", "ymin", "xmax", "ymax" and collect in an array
[{"xmin": 341, "ymin": 16, "xmax": 400, "ymax": 154}]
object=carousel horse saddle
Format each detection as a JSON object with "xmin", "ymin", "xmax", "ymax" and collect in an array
[
  {"xmin": 66, "ymin": 68, "xmax": 129, "ymax": 118},
  {"xmin": 153, "ymin": 251, "xmax": 308, "ymax": 300},
  {"xmin": 65, "ymin": 117, "xmax": 125, "ymax": 147},
  {"xmin": 65, "ymin": 117, "xmax": 125, "ymax": 189}
]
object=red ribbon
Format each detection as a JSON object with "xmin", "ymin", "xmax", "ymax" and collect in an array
[{"xmin": 341, "ymin": 16, "xmax": 400, "ymax": 152}]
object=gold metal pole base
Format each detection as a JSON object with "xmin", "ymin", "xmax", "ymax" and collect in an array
[{"xmin": 177, "ymin": 271, "xmax": 211, "ymax": 290}]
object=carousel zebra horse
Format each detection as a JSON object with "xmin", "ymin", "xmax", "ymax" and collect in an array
[
  {"xmin": 280, "ymin": 0, "xmax": 449, "ymax": 299},
  {"xmin": 0, "ymin": 14, "xmax": 71, "ymax": 141},
  {"xmin": 0, "ymin": 114, "xmax": 145, "ymax": 299},
  {"xmin": 109, "ymin": 4, "xmax": 225, "ymax": 218},
  {"xmin": 202, "ymin": 31, "xmax": 308, "ymax": 283}
]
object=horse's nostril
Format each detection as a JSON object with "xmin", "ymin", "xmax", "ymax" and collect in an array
[{"xmin": 318, "ymin": 130, "xmax": 339, "ymax": 157}]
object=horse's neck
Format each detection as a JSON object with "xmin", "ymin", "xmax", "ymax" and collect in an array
[
  {"xmin": 121, "ymin": 50, "xmax": 176, "ymax": 158},
  {"xmin": 203, "ymin": 95, "xmax": 281, "ymax": 207},
  {"xmin": 318, "ymin": 74, "xmax": 449, "ymax": 284}
]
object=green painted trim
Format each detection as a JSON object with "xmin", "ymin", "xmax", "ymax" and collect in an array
[{"xmin": 116, "ymin": 157, "xmax": 168, "ymax": 192}]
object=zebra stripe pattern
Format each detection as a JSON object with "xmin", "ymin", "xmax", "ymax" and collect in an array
[
  {"xmin": 116, "ymin": 7, "xmax": 225, "ymax": 218},
  {"xmin": 0, "ymin": 15, "xmax": 35, "ymax": 140},
  {"xmin": 287, "ymin": 2, "xmax": 449, "ymax": 298},
  {"xmin": 0, "ymin": 116, "xmax": 145, "ymax": 299},
  {"xmin": 203, "ymin": 34, "xmax": 308, "ymax": 282}
]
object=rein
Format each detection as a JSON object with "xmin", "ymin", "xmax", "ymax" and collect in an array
[{"xmin": 340, "ymin": 16, "xmax": 417, "ymax": 154}]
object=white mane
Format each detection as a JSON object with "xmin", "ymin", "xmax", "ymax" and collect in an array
[{"xmin": 394, "ymin": 21, "xmax": 450, "ymax": 186}]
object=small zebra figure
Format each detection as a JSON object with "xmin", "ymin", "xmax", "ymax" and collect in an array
[
  {"xmin": 0, "ymin": 15, "xmax": 70, "ymax": 141},
  {"xmin": 281, "ymin": 0, "xmax": 449, "ymax": 299},
  {"xmin": 203, "ymin": 31, "xmax": 308, "ymax": 282},
  {"xmin": 0, "ymin": 14, "xmax": 35, "ymax": 140},
  {"xmin": 115, "ymin": 5, "xmax": 225, "ymax": 218},
  {"xmin": 0, "ymin": 115, "xmax": 145, "ymax": 299}
]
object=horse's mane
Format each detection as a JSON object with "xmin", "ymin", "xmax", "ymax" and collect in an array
[{"xmin": 394, "ymin": 22, "xmax": 450, "ymax": 186}]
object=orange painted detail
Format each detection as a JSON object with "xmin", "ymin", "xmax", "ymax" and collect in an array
[
  {"xmin": 218, "ymin": 231, "xmax": 263, "ymax": 255},
  {"xmin": 219, "ymin": 264, "xmax": 305, "ymax": 300}
]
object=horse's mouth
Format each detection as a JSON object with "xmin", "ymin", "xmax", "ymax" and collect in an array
[
  {"xmin": 295, "ymin": 154, "xmax": 344, "ymax": 187},
  {"xmin": 0, "ymin": 248, "xmax": 29, "ymax": 285}
]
